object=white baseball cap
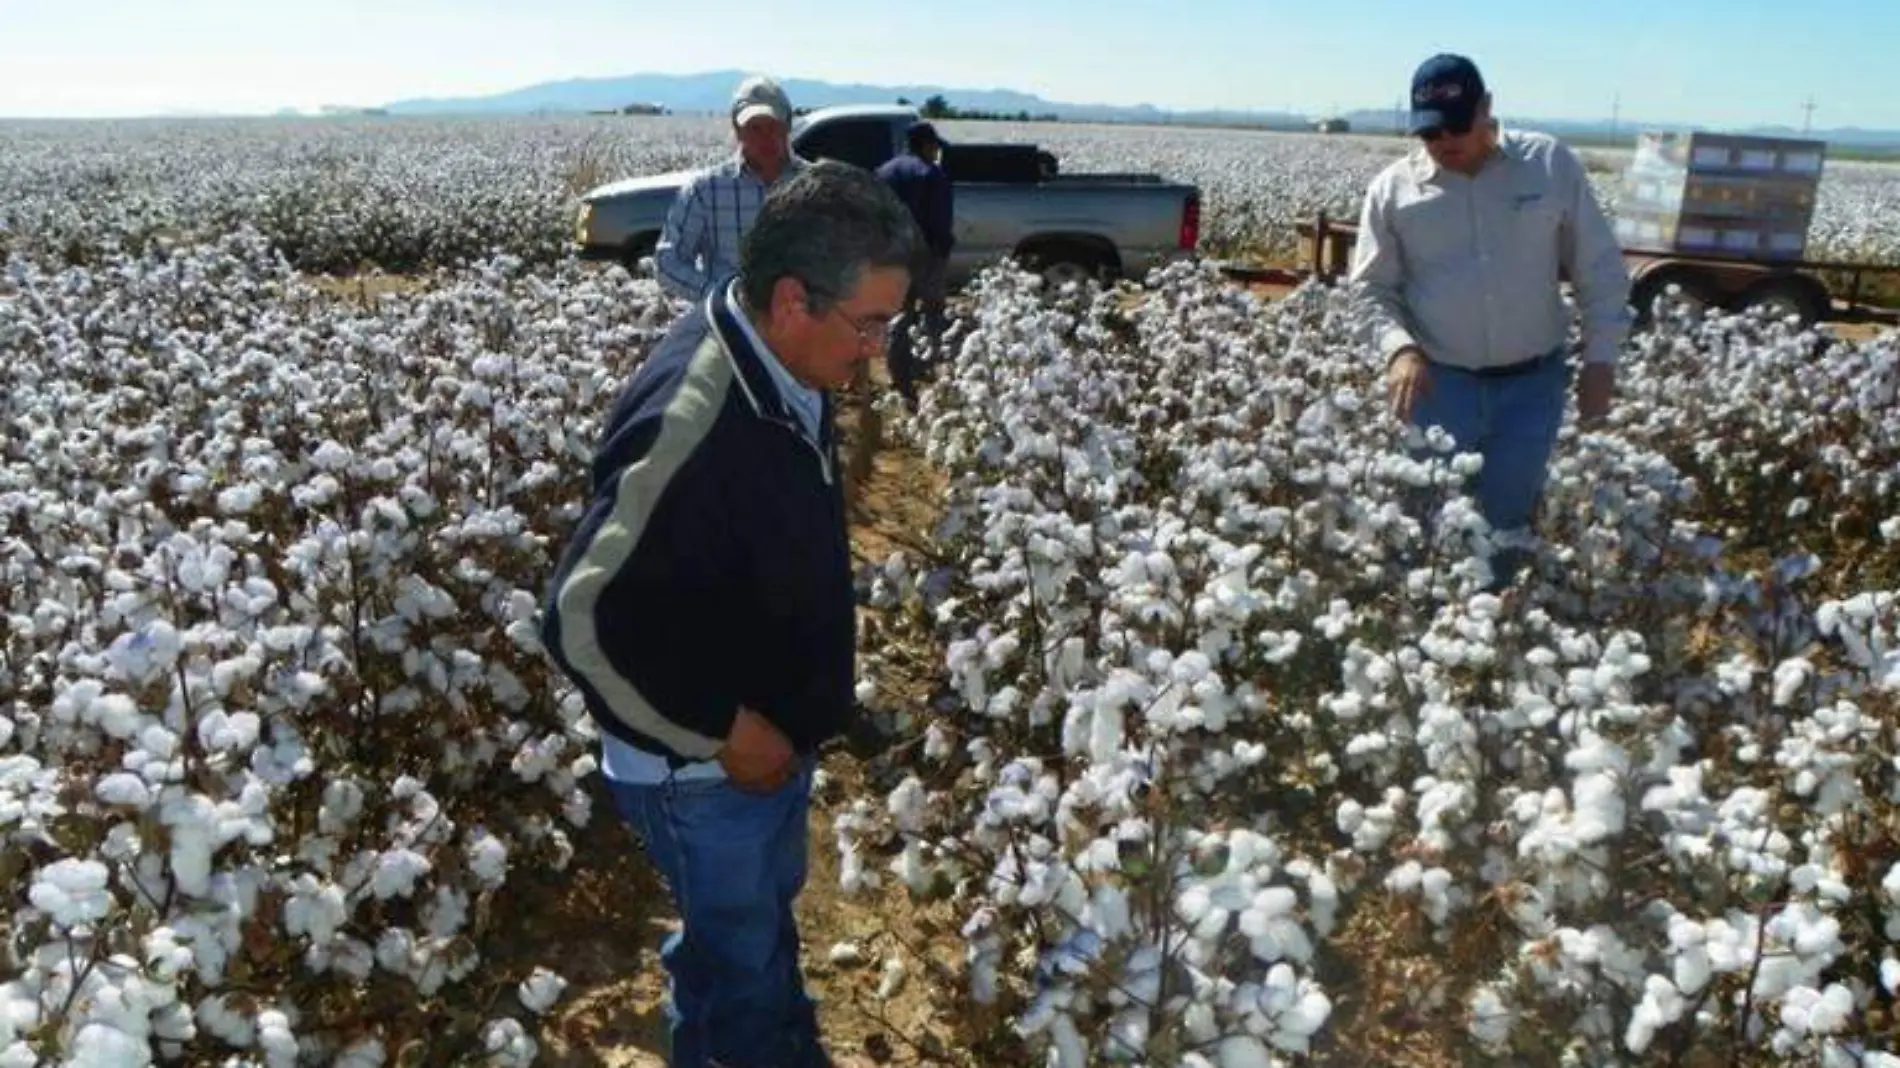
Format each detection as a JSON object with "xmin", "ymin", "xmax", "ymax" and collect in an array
[{"xmin": 731, "ymin": 75, "xmax": 792, "ymax": 127}]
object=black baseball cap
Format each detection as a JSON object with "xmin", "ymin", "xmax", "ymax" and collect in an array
[
  {"xmin": 907, "ymin": 120, "xmax": 949, "ymax": 148},
  {"xmin": 1409, "ymin": 54, "xmax": 1486, "ymax": 135}
]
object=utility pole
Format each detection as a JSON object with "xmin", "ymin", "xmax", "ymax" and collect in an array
[{"xmin": 1801, "ymin": 96, "xmax": 1817, "ymax": 134}]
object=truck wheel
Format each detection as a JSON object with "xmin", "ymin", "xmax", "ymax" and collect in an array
[
  {"xmin": 1739, "ymin": 275, "xmax": 1828, "ymax": 329},
  {"xmin": 1630, "ymin": 267, "xmax": 1716, "ymax": 328},
  {"xmin": 1018, "ymin": 240, "xmax": 1118, "ymax": 292},
  {"xmin": 621, "ymin": 232, "xmax": 659, "ymax": 273}
]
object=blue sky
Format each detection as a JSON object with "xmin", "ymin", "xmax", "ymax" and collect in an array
[{"xmin": 3, "ymin": 0, "xmax": 1897, "ymax": 128}]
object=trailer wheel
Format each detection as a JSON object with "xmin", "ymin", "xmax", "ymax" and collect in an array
[
  {"xmin": 1630, "ymin": 266, "xmax": 1719, "ymax": 328},
  {"xmin": 1738, "ymin": 275, "xmax": 1828, "ymax": 329}
]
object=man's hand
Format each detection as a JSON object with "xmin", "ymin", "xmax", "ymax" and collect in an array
[
  {"xmin": 718, "ymin": 708, "xmax": 795, "ymax": 793},
  {"xmin": 1577, "ymin": 362, "xmax": 1615, "ymax": 428},
  {"xmin": 1386, "ymin": 347, "xmax": 1431, "ymax": 422}
]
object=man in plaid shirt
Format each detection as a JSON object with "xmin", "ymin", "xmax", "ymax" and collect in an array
[{"xmin": 655, "ymin": 75, "xmax": 811, "ymax": 302}]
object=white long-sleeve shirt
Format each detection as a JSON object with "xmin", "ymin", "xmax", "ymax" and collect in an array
[{"xmin": 1348, "ymin": 128, "xmax": 1632, "ymax": 369}]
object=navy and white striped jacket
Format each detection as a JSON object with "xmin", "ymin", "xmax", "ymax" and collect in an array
[{"xmin": 538, "ymin": 283, "xmax": 855, "ymax": 766}]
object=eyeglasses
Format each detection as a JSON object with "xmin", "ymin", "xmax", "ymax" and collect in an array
[{"xmin": 825, "ymin": 304, "xmax": 895, "ymax": 347}]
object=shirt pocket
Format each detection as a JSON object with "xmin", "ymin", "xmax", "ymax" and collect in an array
[
  {"xmin": 1507, "ymin": 187, "xmax": 1563, "ymax": 242},
  {"xmin": 1392, "ymin": 187, "xmax": 1473, "ymax": 270}
]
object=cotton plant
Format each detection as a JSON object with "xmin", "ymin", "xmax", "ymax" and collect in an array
[
  {"xmin": 0, "ymin": 229, "xmax": 689, "ymax": 1061},
  {"xmin": 838, "ymin": 256, "xmax": 1900, "ymax": 1065}
]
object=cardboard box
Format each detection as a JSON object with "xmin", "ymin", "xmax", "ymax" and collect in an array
[{"xmin": 1614, "ymin": 131, "xmax": 1826, "ymax": 260}]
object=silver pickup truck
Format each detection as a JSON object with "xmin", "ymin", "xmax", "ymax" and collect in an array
[{"xmin": 573, "ymin": 104, "xmax": 1202, "ymax": 289}]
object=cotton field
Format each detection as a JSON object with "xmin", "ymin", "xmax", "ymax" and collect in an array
[
  {"xmin": 6, "ymin": 115, "xmax": 1900, "ymax": 272},
  {"xmin": 4, "ymin": 115, "xmax": 1900, "ymax": 1067}
]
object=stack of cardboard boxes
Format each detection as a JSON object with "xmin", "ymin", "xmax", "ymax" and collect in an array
[{"xmin": 1613, "ymin": 131, "xmax": 1826, "ymax": 261}]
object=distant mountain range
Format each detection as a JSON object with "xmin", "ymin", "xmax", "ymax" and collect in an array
[
  {"xmin": 379, "ymin": 69, "xmax": 1308, "ymax": 128},
  {"xmin": 371, "ymin": 69, "xmax": 1900, "ymax": 150}
]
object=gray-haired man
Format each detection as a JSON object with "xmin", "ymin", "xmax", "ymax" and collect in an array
[
  {"xmin": 541, "ymin": 160, "xmax": 915, "ymax": 1068},
  {"xmin": 655, "ymin": 74, "xmax": 810, "ymax": 302}
]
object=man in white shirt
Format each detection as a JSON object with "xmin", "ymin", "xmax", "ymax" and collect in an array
[{"xmin": 1349, "ymin": 53, "xmax": 1631, "ymax": 587}]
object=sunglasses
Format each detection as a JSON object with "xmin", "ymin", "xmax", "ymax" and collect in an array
[{"xmin": 1417, "ymin": 120, "xmax": 1475, "ymax": 143}]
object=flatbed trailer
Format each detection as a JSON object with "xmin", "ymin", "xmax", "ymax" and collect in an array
[{"xmin": 1218, "ymin": 211, "xmax": 1900, "ymax": 331}]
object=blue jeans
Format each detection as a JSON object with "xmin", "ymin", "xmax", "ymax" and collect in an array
[
  {"xmin": 606, "ymin": 756, "xmax": 829, "ymax": 1068},
  {"xmin": 1407, "ymin": 350, "xmax": 1571, "ymax": 587}
]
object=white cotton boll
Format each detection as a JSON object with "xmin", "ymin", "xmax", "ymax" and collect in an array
[
  {"xmin": 29, "ymin": 858, "xmax": 115, "ymax": 927},
  {"xmin": 1882, "ymin": 958, "xmax": 1900, "ymax": 994},
  {"xmin": 924, "ymin": 723, "xmax": 954, "ymax": 762},
  {"xmin": 257, "ymin": 1009, "xmax": 298, "ymax": 1068},
  {"xmin": 1674, "ymin": 945, "xmax": 1713, "ymax": 995},
  {"xmin": 1275, "ymin": 987, "xmax": 1332, "ymax": 1046},
  {"xmin": 1335, "ymin": 799, "xmax": 1364, "ymax": 835},
  {"xmin": 891, "ymin": 840, "xmax": 931, "ymax": 891},
  {"xmin": 67, "ymin": 1023, "xmax": 148, "ymax": 1067},
  {"xmin": 370, "ymin": 848, "xmax": 431, "ymax": 900},
  {"xmin": 1625, "ymin": 974, "xmax": 1685, "ymax": 1054},
  {"xmin": 467, "ymin": 830, "xmax": 509, "ymax": 889},
  {"xmin": 1773, "ymin": 658, "xmax": 1813, "ymax": 706},
  {"xmin": 1177, "ymin": 883, "xmax": 1215, "ymax": 928},
  {"xmin": 1467, "ymin": 984, "xmax": 1515, "ymax": 1050},
  {"xmin": 1217, "ymin": 1035, "xmax": 1274, "ymax": 1068},
  {"xmin": 198, "ymin": 709, "xmax": 261, "ymax": 753},
  {"xmin": 887, "ymin": 777, "xmax": 928, "ymax": 834},
  {"xmin": 1048, "ymin": 1013, "xmax": 1087, "ymax": 1068},
  {"xmin": 480, "ymin": 1017, "xmax": 537, "ymax": 1067},
  {"xmin": 87, "ymin": 692, "xmax": 143, "ymax": 739},
  {"xmin": 877, "ymin": 957, "xmax": 907, "ymax": 1000},
  {"xmin": 518, "ymin": 968, "xmax": 568, "ymax": 1014},
  {"xmin": 197, "ymin": 994, "xmax": 256, "ymax": 1047},
  {"xmin": 284, "ymin": 876, "xmax": 349, "ymax": 945},
  {"xmin": 96, "ymin": 773, "xmax": 153, "ymax": 808},
  {"xmin": 1090, "ymin": 697, "xmax": 1124, "ymax": 765}
]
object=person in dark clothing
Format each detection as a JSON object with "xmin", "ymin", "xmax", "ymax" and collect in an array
[
  {"xmin": 539, "ymin": 160, "xmax": 915, "ymax": 1068},
  {"xmin": 874, "ymin": 121, "xmax": 954, "ymax": 407}
]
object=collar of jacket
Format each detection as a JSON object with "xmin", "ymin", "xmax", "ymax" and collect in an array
[{"xmin": 704, "ymin": 283, "xmax": 836, "ymax": 447}]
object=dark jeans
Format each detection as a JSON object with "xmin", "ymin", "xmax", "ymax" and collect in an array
[
  {"xmin": 888, "ymin": 254, "xmax": 948, "ymax": 406},
  {"xmin": 606, "ymin": 756, "xmax": 830, "ymax": 1068}
]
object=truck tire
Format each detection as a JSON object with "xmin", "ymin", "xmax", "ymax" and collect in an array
[
  {"xmin": 1738, "ymin": 274, "xmax": 1829, "ymax": 329},
  {"xmin": 1629, "ymin": 266, "xmax": 1717, "ymax": 328},
  {"xmin": 1017, "ymin": 238, "xmax": 1119, "ymax": 291},
  {"xmin": 621, "ymin": 232, "xmax": 659, "ymax": 273}
]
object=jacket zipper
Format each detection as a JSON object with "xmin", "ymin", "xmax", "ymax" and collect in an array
[{"xmin": 767, "ymin": 413, "xmax": 833, "ymax": 486}]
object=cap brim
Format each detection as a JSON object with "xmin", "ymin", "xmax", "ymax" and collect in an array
[
  {"xmin": 734, "ymin": 104, "xmax": 786, "ymax": 127},
  {"xmin": 1410, "ymin": 108, "xmax": 1474, "ymax": 134}
]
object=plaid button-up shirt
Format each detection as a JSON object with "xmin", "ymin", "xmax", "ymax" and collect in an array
[{"xmin": 654, "ymin": 150, "xmax": 811, "ymax": 302}]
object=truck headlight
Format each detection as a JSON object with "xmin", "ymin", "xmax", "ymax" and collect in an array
[{"xmin": 575, "ymin": 203, "xmax": 593, "ymax": 244}]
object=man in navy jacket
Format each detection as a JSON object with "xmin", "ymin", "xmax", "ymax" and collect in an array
[
  {"xmin": 540, "ymin": 160, "xmax": 915, "ymax": 1068},
  {"xmin": 874, "ymin": 121, "xmax": 954, "ymax": 406}
]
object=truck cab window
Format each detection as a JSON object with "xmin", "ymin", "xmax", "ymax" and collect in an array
[{"xmin": 793, "ymin": 119, "xmax": 893, "ymax": 172}]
